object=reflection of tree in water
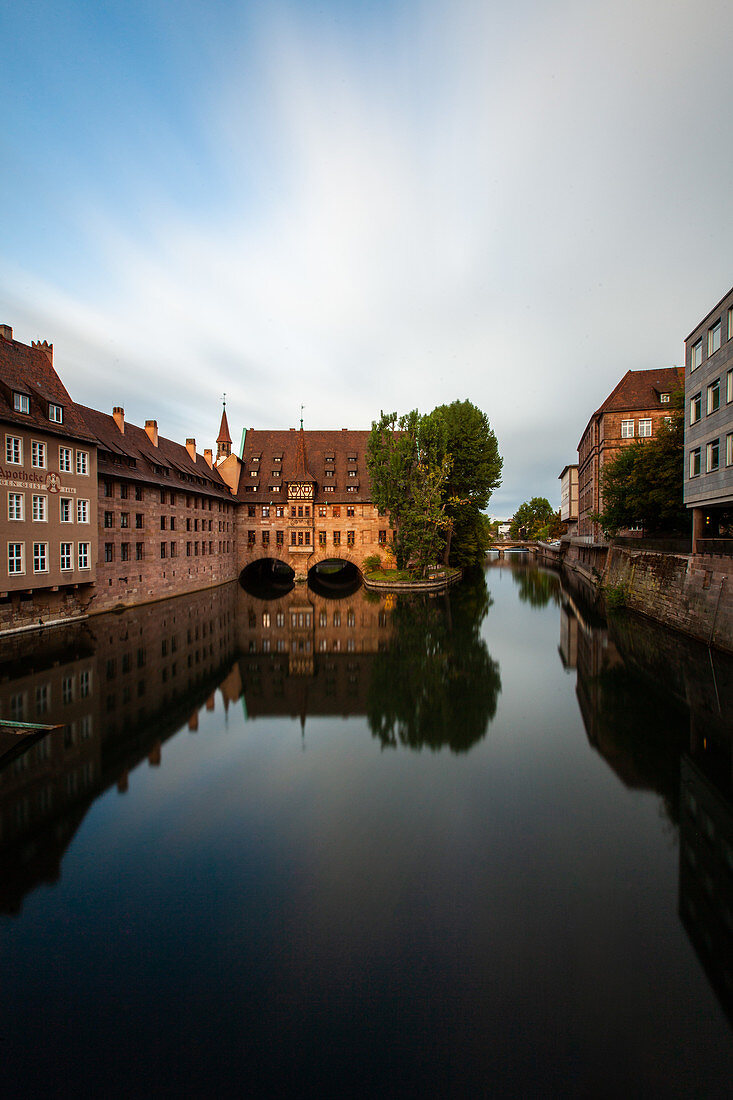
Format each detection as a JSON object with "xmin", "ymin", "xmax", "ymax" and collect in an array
[
  {"xmin": 512, "ymin": 566, "xmax": 561, "ymax": 609},
  {"xmin": 367, "ymin": 570, "xmax": 500, "ymax": 753}
]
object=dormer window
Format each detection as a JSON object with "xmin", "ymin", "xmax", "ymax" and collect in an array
[
  {"xmin": 13, "ymin": 393, "xmax": 29, "ymax": 414},
  {"xmin": 49, "ymin": 403, "xmax": 63, "ymax": 422},
  {"xmin": 660, "ymin": 393, "xmax": 670, "ymax": 404}
]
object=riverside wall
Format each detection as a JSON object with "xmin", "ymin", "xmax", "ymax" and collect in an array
[{"xmin": 565, "ymin": 542, "xmax": 733, "ymax": 655}]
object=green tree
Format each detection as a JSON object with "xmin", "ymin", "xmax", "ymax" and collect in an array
[
  {"xmin": 510, "ymin": 497, "xmax": 555, "ymax": 539},
  {"xmin": 594, "ymin": 391, "xmax": 686, "ymax": 535}
]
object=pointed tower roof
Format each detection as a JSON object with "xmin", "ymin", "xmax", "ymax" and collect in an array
[
  {"xmin": 294, "ymin": 424, "xmax": 315, "ymax": 482},
  {"xmin": 217, "ymin": 403, "xmax": 232, "ymax": 445}
]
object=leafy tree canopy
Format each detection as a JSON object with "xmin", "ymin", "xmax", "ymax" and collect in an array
[{"xmin": 509, "ymin": 497, "xmax": 555, "ymax": 540}]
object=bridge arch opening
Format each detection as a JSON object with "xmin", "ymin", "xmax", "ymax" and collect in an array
[
  {"xmin": 239, "ymin": 558, "xmax": 295, "ymax": 599},
  {"xmin": 307, "ymin": 559, "xmax": 362, "ymax": 599}
]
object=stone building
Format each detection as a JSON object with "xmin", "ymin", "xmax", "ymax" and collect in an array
[
  {"xmin": 683, "ymin": 284, "xmax": 733, "ymax": 552},
  {"xmin": 0, "ymin": 326, "xmax": 98, "ymax": 630},
  {"xmin": 78, "ymin": 404, "xmax": 240, "ymax": 613},
  {"xmin": 236, "ymin": 426, "xmax": 395, "ymax": 579},
  {"xmin": 558, "ymin": 464, "xmax": 578, "ymax": 533},
  {"xmin": 577, "ymin": 367, "xmax": 684, "ymax": 541}
]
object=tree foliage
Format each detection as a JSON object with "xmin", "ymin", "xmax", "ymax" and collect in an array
[
  {"xmin": 594, "ymin": 392, "xmax": 686, "ymax": 535},
  {"xmin": 367, "ymin": 401, "xmax": 502, "ymax": 573},
  {"xmin": 509, "ymin": 497, "xmax": 555, "ymax": 540}
]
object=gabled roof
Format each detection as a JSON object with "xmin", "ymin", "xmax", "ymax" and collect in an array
[
  {"xmin": 578, "ymin": 367, "xmax": 684, "ymax": 450},
  {"xmin": 0, "ymin": 332, "xmax": 94, "ymax": 442},
  {"xmin": 239, "ymin": 428, "xmax": 373, "ymax": 503},
  {"xmin": 78, "ymin": 405, "xmax": 233, "ymax": 497}
]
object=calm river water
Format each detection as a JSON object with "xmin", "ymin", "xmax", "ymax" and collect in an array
[{"xmin": 2, "ymin": 556, "xmax": 733, "ymax": 1096}]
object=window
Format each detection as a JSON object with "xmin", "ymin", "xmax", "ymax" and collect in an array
[
  {"xmin": 136, "ymin": 543, "xmax": 144, "ymax": 560},
  {"xmin": 104, "ymin": 511, "xmax": 114, "ymax": 528},
  {"xmin": 660, "ymin": 393, "xmax": 670, "ymax": 404},
  {"xmin": 262, "ymin": 531, "xmax": 270, "ymax": 546},
  {"xmin": 727, "ymin": 433, "xmax": 733, "ymax": 467},
  {"xmin": 707, "ymin": 440, "xmax": 720, "ymax": 472},
  {"xmin": 33, "ymin": 543, "xmax": 47, "ymax": 572},
  {"xmin": 728, "ymin": 370, "xmax": 733, "ymax": 404},
  {"xmin": 135, "ymin": 513, "xmax": 144, "ymax": 529},
  {"xmin": 32, "ymin": 495, "xmax": 46, "ymax": 522},
  {"xmin": 31, "ymin": 441, "xmax": 46, "ymax": 469},
  {"xmin": 78, "ymin": 542, "xmax": 90, "ymax": 569},
  {"xmin": 347, "ymin": 530, "xmax": 355, "ymax": 546},
  {"xmin": 379, "ymin": 530, "xmax": 387, "ymax": 545},
  {"xmin": 104, "ymin": 542, "xmax": 114, "ymax": 562},
  {"xmin": 347, "ymin": 486, "xmax": 357, "ymax": 492},
  {"xmin": 5, "ymin": 436, "xmax": 21, "ymax": 465},
  {"xmin": 318, "ymin": 506, "xmax": 327, "ymax": 517},
  {"xmin": 60, "ymin": 498, "xmax": 72, "ymax": 523},
  {"xmin": 276, "ymin": 506, "xmax": 285, "ymax": 517},
  {"xmin": 332, "ymin": 506, "xmax": 341, "ymax": 517},
  {"xmin": 691, "ymin": 339, "xmax": 702, "ymax": 371},
  {"xmin": 729, "ymin": 307, "xmax": 733, "ymax": 341},
  {"xmin": 59, "ymin": 446, "xmax": 72, "ymax": 472},
  {"xmin": 638, "ymin": 419, "xmax": 652, "ymax": 438},
  {"xmin": 160, "ymin": 542, "xmax": 167, "ymax": 558},
  {"xmin": 262, "ymin": 505, "xmax": 270, "ymax": 518},
  {"xmin": 709, "ymin": 321, "xmax": 722, "ymax": 356},
  {"xmin": 325, "ymin": 469, "xmax": 334, "ymax": 478},
  {"xmin": 324, "ymin": 485, "xmax": 334, "ymax": 492},
  {"xmin": 160, "ymin": 516, "xmax": 166, "ymax": 530},
  {"xmin": 248, "ymin": 504, "xmax": 256, "ymax": 517},
  {"xmin": 76, "ymin": 450, "xmax": 89, "ymax": 475},
  {"xmin": 121, "ymin": 543, "xmax": 130, "ymax": 561},
  {"xmin": 8, "ymin": 543, "xmax": 23, "ymax": 574},
  {"xmin": 348, "ymin": 470, "xmax": 357, "ymax": 477},
  {"xmin": 103, "ymin": 481, "xmax": 113, "ymax": 498},
  {"xmin": 135, "ymin": 485, "xmax": 143, "ymax": 501},
  {"xmin": 8, "ymin": 493, "xmax": 23, "ymax": 521},
  {"xmin": 13, "ymin": 392, "xmax": 30, "ymax": 413},
  {"xmin": 77, "ymin": 499, "xmax": 89, "ymax": 523},
  {"xmin": 333, "ymin": 531, "xmax": 341, "ymax": 546},
  {"xmin": 186, "ymin": 542, "xmax": 192, "ymax": 557},
  {"xmin": 49, "ymin": 403, "xmax": 63, "ymax": 423},
  {"xmin": 346, "ymin": 507, "xmax": 355, "ymax": 517},
  {"xmin": 319, "ymin": 530, "xmax": 326, "ymax": 546},
  {"xmin": 621, "ymin": 420, "xmax": 634, "ymax": 439},
  {"xmin": 691, "ymin": 393, "xmax": 702, "ymax": 424},
  {"xmin": 60, "ymin": 543, "xmax": 73, "ymax": 570},
  {"xmin": 707, "ymin": 379, "xmax": 720, "ymax": 415},
  {"xmin": 276, "ymin": 530, "xmax": 283, "ymax": 546},
  {"xmin": 119, "ymin": 512, "xmax": 129, "ymax": 528},
  {"xmin": 290, "ymin": 532, "xmax": 297, "ymax": 546},
  {"xmin": 248, "ymin": 530, "xmax": 256, "ymax": 546}
]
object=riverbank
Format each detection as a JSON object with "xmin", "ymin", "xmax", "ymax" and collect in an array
[{"xmin": 363, "ymin": 567, "xmax": 462, "ymax": 593}]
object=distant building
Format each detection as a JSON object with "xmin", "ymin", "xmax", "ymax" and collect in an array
[
  {"xmin": 683, "ymin": 285, "xmax": 733, "ymax": 552},
  {"xmin": 0, "ymin": 326, "xmax": 98, "ymax": 626},
  {"xmin": 577, "ymin": 367, "xmax": 684, "ymax": 541},
  {"xmin": 558, "ymin": 464, "xmax": 578, "ymax": 532}
]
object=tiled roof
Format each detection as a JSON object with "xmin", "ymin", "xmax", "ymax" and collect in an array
[
  {"xmin": 240, "ymin": 428, "xmax": 373, "ymax": 502},
  {"xmin": 595, "ymin": 367, "xmax": 684, "ymax": 415},
  {"xmin": 78, "ymin": 405, "xmax": 233, "ymax": 498},
  {"xmin": 0, "ymin": 333, "xmax": 95, "ymax": 442},
  {"xmin": 217, "ymin": 406, "xmax": 232, "ymax": 445}
]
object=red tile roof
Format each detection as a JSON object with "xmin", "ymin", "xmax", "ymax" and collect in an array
[
  {"xmin": 240, "ymin": 428, "xmax": 373, "ymax": 503},
  {"xmin": 578, "ymin": 367, "xmax": 684, "ymax": 449},
  {"xmin": 78, "ymin": 404, "xmax": 233, "ymax": 498},
  {"xmin": 0, "ymin": 333, "xmax": 95, "ymax": 442}
]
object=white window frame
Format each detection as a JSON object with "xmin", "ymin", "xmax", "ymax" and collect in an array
[
  {"xmin": 8, "ymin": 542, "xmax": 24, "ymax": 575},
  {"xmin": 638, "ymin": 419, "xmax": 652, "ymax": 438},
  {"xmin": 6, "ymin": 435, "xmax": 22, "ymax": 465},
  {"xmin": 60, "ymin": 542, "xmax": 73, "ymax": 571},
  {"xmin": 660, "ymin": 393, "xmax": 670, "ymax": 404},
  {"xmin": 48, "ymin": 403, "xmax": 63, "ymax": 423},
  {"xmin": 76, "ymin": 450, "xmax": 89, "ymax": 475},
  {"xmin": 33, "ymin": 542, "xmax": 48, "ymax": 573},
  {"xmin": 691, "ymin": 339, "xmax": 703, "ymax": 371},
  {"xmin": 13, "ymin": 393, "xmax": 30, "ymax": 414},
  {"xmin": 77, "ymin": 498, "xmax": 89, "ymax": 523},
  {"xmin": 78, "ymin": 542, "xmax": 90, "ymax": 570},
  {"xmin": 59, "ymin": 446, "xmax": 72, "ymax": 472},
  {"xmin": 32, "ymin": 494, "xmax": 47, "ymax": 522},
  {"xmin": 31, "ymin": 440, "xmax": 46, "ymax": 469},
  {"xmin": 690, "ymin": 393, "xmax": 701, "ymax": 424},
  {"xmin": 621, "ymin": 420, "xmax": 634, "ymax": 439},
  {"xmin": 727, "ymin": 370, "xmax": 733, "ymax": 405},
  {"xmin": 8, "ymin": 493, "xmax": 24, "ymax": 521},
  {"xmin": 707, "ymin": 440, "xmax": 720, "ymax": 473},
  {"xmin": 727, "ymin": 433, "xmax": 733, "ymax": 468},
  {"xmin": 689, "ymin": 449, "xmax": 701, "ymax": 478},
  {"xmin": 709, "ymin": 320, "xmax": 722, "ymax": 356},
  {"xmin": 60, "ymin": 498, "xmax": 73, "ymax": 523},
  {"xmin": 707, "ymin": 379, "xmax": 721, "ymax": 415}
]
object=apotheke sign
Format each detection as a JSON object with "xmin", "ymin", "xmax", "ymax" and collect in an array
[{"xmin": 0, "ymin": 469, "xmax": 76, "ymax": 494}]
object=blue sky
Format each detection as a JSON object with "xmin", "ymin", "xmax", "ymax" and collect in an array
[{"xmin": 2, "ymin": 0, "xmax": 733, "ymax": 517}]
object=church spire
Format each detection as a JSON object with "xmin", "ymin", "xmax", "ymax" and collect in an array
[{"xmin": 216, "ymin": 394, "xmax": 232, "ymax": 463}]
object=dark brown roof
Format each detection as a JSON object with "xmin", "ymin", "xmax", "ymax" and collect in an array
[
  {"xmin": 217, "ymin": 405, "xmax": 232, "ymax": 445},
  {"xmin": 240, "ymin": 428, "xmax": 373, "ymax": 503},
  {"xmin": 78, "ymin": 405, "xmax": 233, "ymax": 498},
  {"xmin": 0, "ymin": 333, "xmax": 95, "ymax": 442},
  {"xmin": 578, "ymin": 367, "xmax": 684, "ymax": 449}
]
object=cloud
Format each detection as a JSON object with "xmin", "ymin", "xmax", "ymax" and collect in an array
[{"xmin": 2, "ymin": 0, "xmax": 733, "ymax": 515}]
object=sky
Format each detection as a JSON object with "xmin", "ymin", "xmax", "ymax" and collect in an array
[{"xmin": 2, "ymin": 0, "xmax": 733, "ymax": 518}]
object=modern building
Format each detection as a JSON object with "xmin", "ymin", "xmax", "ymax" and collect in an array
[
  {"xmin": 0, "ymin": 326, "xmax": 98, "ymax": 628},
  {"xmin": 683, "ymin": 285, "xmax": 733, "ymax": 552},
  {"xmin": 558, "ymin": 464, "xmax": 578, "ymax": 532},
  {"xmin": 577, "ymin": 367, "xmax": 684, "ymax": 541}
]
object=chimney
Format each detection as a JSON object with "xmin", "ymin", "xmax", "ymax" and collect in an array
[
  {"xmin": 145, "ymin": 420, "xmax": 159, "ymax": 447},
  {"xmin": 31, "ymin": 339, "xmax": 53, "ymax": 364},
  {"xmin": 112, "ymin": 407, "xmax": 125, "ymax": 434},
  {"xmin": 290, "ymin": 427, "xmax": 296, "ymax": 432},
  {"xmin": 186, "ymin": 438, "xmax": 196, "ymax": 461},
  {"xmin": 0, "ymin": 324, "xmax": 12, "ymax": 341},
  {"xmin": 204, "ymin": 448, "xmax": 213, "ymax": 468}
]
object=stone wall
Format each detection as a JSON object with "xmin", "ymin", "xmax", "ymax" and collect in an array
[{"xmin": 603, "ymin": 547, "xmax": 733, "ymax": 653}]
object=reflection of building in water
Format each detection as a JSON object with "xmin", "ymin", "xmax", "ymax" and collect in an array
[
  {"xmin": 237, "ymin": 586, "xmax": 393, "ymax": 721},
  {"xmin": 0, "ymin": 582, "xmax": 241, "ymax": 914},
  {"xmin": 680, "ymin": 753, "xmax": 733, "ymax": 1025},
  {"xmin": 559, "ymin": 606, "xmax": 578, "ymax": 670}
]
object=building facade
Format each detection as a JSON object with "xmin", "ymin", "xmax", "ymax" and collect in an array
[
  {"xmin": 577, "ymin": 367, "xmax": 684, "ymax": 541},
  {"xmin": 0, "ymin": 326, "xmax": 98, "ymax": 629},
  {"xmin": 683, "ymin": 285, "xmax": 733, "ymax": 551},
  {"xmin": 558, "ymin": 464, "xmax": 578, "ymax": 532}
]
